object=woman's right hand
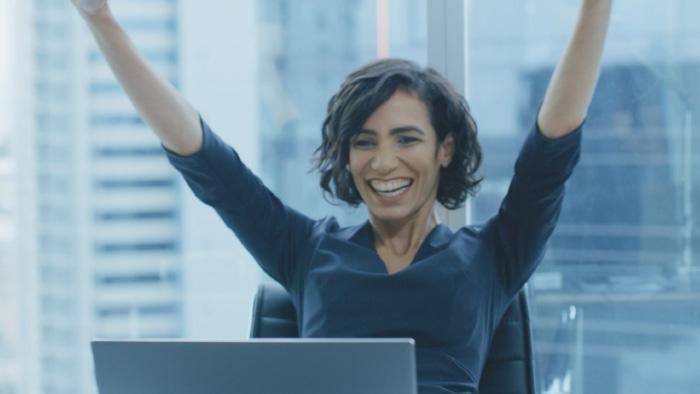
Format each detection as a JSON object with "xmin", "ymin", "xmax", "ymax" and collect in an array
[{"xmin": 71, "ymin": 0, "xmax": 108, "ymax": 16}]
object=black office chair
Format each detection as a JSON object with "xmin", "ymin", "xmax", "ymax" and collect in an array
[{"xmin": 250, "ymin": 281, "xmax": 536, "ymax": 394}]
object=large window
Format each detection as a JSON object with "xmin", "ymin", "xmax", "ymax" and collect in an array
[
  {"xmin": 468, "ymin": 1, "xmax": 700, "ymax": 393},
  {"xmin": 3, "ymin": 0, "xmax": 699, "ymax": 393}
]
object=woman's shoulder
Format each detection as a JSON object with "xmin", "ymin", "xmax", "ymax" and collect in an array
[
  {"xmin": 454, "ymin": 220, "xmax": 490, "ymax": 238},
  {"xmin": 448, "ymin": 218, "xmax": 499, "ymax": 249}
]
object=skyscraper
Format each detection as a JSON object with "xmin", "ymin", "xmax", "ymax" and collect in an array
[
  {"xmin": 25, "ymin": 0, "xmax": 184, "ymax": 392},
  {"xmin": 87, "ymin": 0, "xmax": 184, "ymax": 341}
]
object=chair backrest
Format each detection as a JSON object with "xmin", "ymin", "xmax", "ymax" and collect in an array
[{"xmin": 250, "ymin": 281, "xmax": 535, "ymax": 394}]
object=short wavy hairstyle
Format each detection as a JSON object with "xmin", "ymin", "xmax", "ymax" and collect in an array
[{"xmin": 311, "ymin": 58, "xmax": 483, "ymax": 210}]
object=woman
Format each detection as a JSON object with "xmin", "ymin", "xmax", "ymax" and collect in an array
[{"xmin": 72, "ymin": 0, "xmax": 611, "ymax": 392}]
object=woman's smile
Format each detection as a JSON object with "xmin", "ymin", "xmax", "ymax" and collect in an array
[{"xmin": 368, "ymin": 178, "xmax": 414, "ymax": 202}]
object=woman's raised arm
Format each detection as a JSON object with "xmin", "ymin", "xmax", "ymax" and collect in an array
[
  {"xmin": 537, "ymin": 0, "xmax": 612, "ymax": 138},
  {"xmin": 72, "ymin": 0, "xmax": 202, "ymax": 155}
]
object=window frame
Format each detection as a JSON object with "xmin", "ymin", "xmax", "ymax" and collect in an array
[{"xmin": 426, "ymin": 0, "xmax": 470, "ymax": 229}]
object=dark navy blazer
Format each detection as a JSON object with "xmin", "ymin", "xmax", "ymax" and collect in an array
[{"xmin": 164, "ymin": 116, "xmax": 582, "ymax": 394}]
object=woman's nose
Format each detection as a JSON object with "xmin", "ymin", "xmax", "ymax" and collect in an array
[{"xmin": 370, "ymin": 145, "xmax": 399, "ymax": 172}]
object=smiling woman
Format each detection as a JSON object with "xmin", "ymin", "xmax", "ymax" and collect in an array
[
  {"xmin": 160, "ymin": 51, "xmax": 585, "ymax": 392},
  {"xmin": 314, "ymin": 59, "xmax": 482, "ymax": 213},
  {"xmin": 68, "ymin": 0, "xmax": 609, "ymax": 392},
  {"xmin": 309, "ymin": 59, "xmax": 488, "ymax": 272}
]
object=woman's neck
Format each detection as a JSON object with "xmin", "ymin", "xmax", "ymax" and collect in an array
[{"xmin": 369, "ymin": 206, "xmax": 440, "ymax": 256}]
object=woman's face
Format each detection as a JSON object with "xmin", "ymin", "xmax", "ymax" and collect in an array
[{"xmin": 349, "ymin": 90, "xmax": 454, "ymax": 224}]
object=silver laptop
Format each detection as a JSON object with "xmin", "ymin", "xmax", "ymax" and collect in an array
[{"xmin": 92, "ymin": 338, "xmax": 417, "ymax": 394}]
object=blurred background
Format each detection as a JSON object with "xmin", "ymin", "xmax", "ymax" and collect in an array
[{"xmin": 0, "ymin": 0, "xmax": 698, "ymax": 393}]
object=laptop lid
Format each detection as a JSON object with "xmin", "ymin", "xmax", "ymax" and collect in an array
[{"xmin": 92, "ymin": 338, "xmax": 417, "ymax": 394}]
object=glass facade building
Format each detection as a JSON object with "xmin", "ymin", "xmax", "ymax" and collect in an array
[{"xmin": 17, "ymin": 0, "xmax": 184, "ymax": 392}]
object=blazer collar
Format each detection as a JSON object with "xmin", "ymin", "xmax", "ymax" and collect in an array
[{"xmin": 345, "ymin": 219, "xmax": 453, "ymax": 252}]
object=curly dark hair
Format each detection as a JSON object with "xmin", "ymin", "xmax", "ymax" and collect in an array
[{"xmin": 311, "ymin": 58, "xmax": 483, "ymax": 210}]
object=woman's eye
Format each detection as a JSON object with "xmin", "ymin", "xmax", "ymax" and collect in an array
[
  {"xmin": 398, "ymin": 136, "xmax": 418, "ymax": 144},
  {"xmin": 352, "ymin": 140, "xmax": 374, "ymax": 148}
]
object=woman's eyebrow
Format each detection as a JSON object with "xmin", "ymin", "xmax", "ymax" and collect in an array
[{"xmin": 357, "ymin": 126, "xmax": 425, "ymax": 136}]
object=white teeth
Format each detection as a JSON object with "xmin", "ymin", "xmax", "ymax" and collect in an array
[
  {"xmin": 375, "ymin": 186, "xmax": 409, "ymax": 197},
  {"xmin": 369, "ymin": 179, "xmax": 412, "ymax": 192}
]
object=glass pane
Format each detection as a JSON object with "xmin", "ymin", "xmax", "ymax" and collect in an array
[
  {"xmin": 257, "ymin": 0, "xmax": 427, "ymax": 226},
  {"xmin": 468, "ymin": 1, "xmax": 700, "ymax": 393}
]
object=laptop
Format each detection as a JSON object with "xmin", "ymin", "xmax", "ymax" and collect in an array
[{"xmin": 92, "ymin": 338, "xmax": 417, "ymax": 394}]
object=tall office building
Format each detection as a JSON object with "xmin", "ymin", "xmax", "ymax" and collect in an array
[
  {"xmin": 30, "ymin": 2, "xmax": 91, "ymax": 392},
  {"xmin": 26, "ymin": 0, "xmax": 184, "ymax": 392},
  {"xmin": 87, "ymin": 0, "xmax": 183, "ymax": 341}
]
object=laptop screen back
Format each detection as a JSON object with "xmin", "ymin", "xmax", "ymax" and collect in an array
[{"xmin": 92, "ymin": 338, "xmax": 417, "ymax": 394}]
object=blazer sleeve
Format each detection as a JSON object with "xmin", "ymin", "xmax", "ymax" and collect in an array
[
  {"xmin": 487, "ymin": 119, "xmax": 582, "ymax": 299},
  {"xmin": 162, "ymin": 115, "xmax": 315, "ymax": 293}
]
